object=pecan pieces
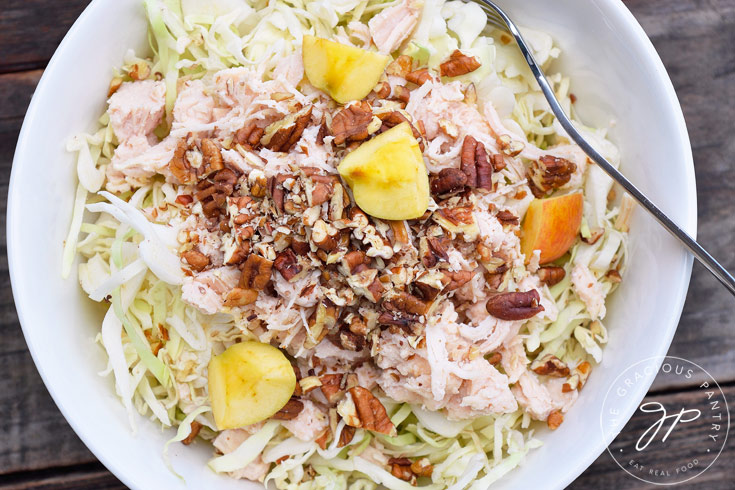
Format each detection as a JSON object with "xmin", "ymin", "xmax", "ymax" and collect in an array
[
  {"xmin": 274, "ymin": 249, "xmax": 302, "ymax": 281},
  {"xmin": 272, "ymin": 398, "xmax": 304, "ymax": 420},
  {"xmin": 538, "ymin": 266, "xmax": 565, "ymax": 286},
  {"xmin": 261, "ymin": 106, "xmax": 313, "ymax": 152},
  {"xmin": 440, "ymin": 50, "xmax": 481, "ymax": 77},
  {"xmin": 460, "ymin": 135, "xmax": 493, "ymax": 190},
  {"xmin": 224, "ymin": 254, "xmax": 273, "ymax": 307},
  {"xmin": 531, "ymin": 354, "xmax": 570, "ymax": 377},
  {"xmin": 529, "ymin": 155, "xmax": 577, "ymax": 197},
  {"xmin": 331, "ymin": 101, "xmax": 376, "ymax": 145},
  {"xmin": 339, "ymin": 386, "xmax": 397, "ymax": 436},
  {"xmin": 430, "ymin": 168, "xmax": 467, "ymax": 196},
  {"xmin": 170, "ymin": 138, "xmax": 225, "ymax": 185},
  {"xmin": 486, "ymin": 290, "xmax": 544, "ymax": 320}
]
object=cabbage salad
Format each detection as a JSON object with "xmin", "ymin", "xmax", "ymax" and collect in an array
[{"xmin": 64, "ymin": 0, "xmax": 631, "ymax": 488}]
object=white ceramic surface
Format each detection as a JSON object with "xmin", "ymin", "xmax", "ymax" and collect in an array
[{"xmin": 8, "ymin": 0, "xmax": 695, "ymax": 489}]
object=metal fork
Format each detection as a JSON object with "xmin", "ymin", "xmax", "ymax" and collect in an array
[{"xmin": 470, "ymin": 0, "xmax": 735, "ymax": 297}]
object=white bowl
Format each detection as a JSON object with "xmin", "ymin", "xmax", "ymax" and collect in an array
[{"xmin": 8, "ymin": 0, "xmax": 696, "ymax": 488}]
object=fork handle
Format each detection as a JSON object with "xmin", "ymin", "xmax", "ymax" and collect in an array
[{"xmin": 499, "ymin": 7, "xmax": 735, "ymax": 297}]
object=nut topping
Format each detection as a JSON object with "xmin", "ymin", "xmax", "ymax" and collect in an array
[
  {"xmin": 239, "ymin": 254, "xmax": 274, "ymax": 290},
  {"xmin": 547, "ymin": 409, "xmax": 564, "ymax": 430},
  {"xmin": 486, "ymin": 290, "xmax": 544, "ymax": 321},
  {"xmin": 274, "ymin": 249, "xmax": 302, "ymax": 281},
  {"xmin": 538, "ymin": 266, "xmax": 565, "ymax": 286},
  {"xmin": 430, "ymin": 168, "xmax": 467, "ymax": 196},
  {"xmin": 439, "ymin": 50, "xmax": 481, "ymax": 77},
  {"xmin": 181, "ymin": 420, "xmax": 203, "ymax": 445},
  {"xmin": 529, "ymin": 155, "xmax": 577, "ymax": 197},
  {"xmin": 331, "ymin": 101, "xmax": 374, "ymax": 145},
  {"xmin": 384, "ymin": 292, "xmax": 428, "ymax": 316},
  {"xmin": 531, "ymin": 354, "xmax": 570, "ymax": 377},
  {"xmin": 342, "ymin": 386, "xmax": 397, "ymax": 436},
  {"xmin": 272, "ymin": 398, "xmax": 304, "ymax": 420},
  {"xmin": 405, "ymin": 68, "xmax": 432, "ymax": 85},
  {"xmin": 182, "ymin": 250, "xmax": 210, "ymax": 272},
  {"xmin": 261, "ymin": 106, "xmax": 313, "ymax": 152},
  {"xmin": 460, "ymin": 135, "xmax": 492, "ymax": 190}
]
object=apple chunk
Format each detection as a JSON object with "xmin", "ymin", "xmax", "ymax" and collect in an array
[
  {"xmin": 521, "ymin": 193, "xmax": 584, "ymax": 264},
  {"xmin": 302, "ymin": 35, "xmax": 390, "ymax": 104},
  {"xmin": 338, "ymin": 122, "xmax": 429, "ymax": 220},
  {"xmin": 208, "ymin": 341, "xmax": 296, "ymax": 430}
]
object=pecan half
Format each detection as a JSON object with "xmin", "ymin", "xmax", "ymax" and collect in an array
[
  {"xmin": 182, "ymin": 250, "xmax": 210, "ymax": 272},
  {"xmin": 345, "ymin": 386, "xmax": 396, "ymax": 436},
  {"xmin": 274, "ymin": 249, "xmax": 302, "ymax": 281},
  {"xmin": 531, "ymin": 354, "xmax": 570, "ymax": 377},
  {"xmin": 486, "ymin": 290, "xmax": 544, "ymax": 320},
  {"xmin": 331, "ymin": 101, "xmax": 374, "ymax": 145},
  {"xmin": 181, "ymin": 420, "xmax": 202, "ymax": 445},
  {"xmin": 440, "ymin": 50, "xmax": 481, "ymax": 77},
  {"xmin": 272, "ymin": 398, "xmax": 304, "ymax": 420},
  {"xmin": 170, "ymin": 138, "xmax": 225, "ymax": 185},
  {"xmin": 459, "ymin": 135, "xmax": 492, "ymax": 190},
  {"xmin": 529, "ymin": 155, "xmax": 577, "ymax": 196},
  {"xmin": 538, "ymin": 266, "xmax": 565, "ymax": 286},
  {"xmin": 261, "ymin": 106, "xmax": 313, "ymax": 152},
  {"xmin": 430, "ymin": 168, "xmax": 467, "ymax": 196},
  {"xmin": 239, "ymin": 254, "xmax": 274, "ymax": 290}
]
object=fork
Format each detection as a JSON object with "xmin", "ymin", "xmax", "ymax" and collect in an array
[{"xmin": 471, "ymin": 0, "xmax": 735, "ymax": 297}]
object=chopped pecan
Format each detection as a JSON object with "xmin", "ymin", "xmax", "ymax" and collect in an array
[
  {"xmin": 195, "ymin": 168, "xmax": 238, "ymax": 217},
  {"xmin": 182, "ymin": 250, "xmax": 210, "ymax": 272},
  {"xmin": 274, "ymin": 249, "xmax": 302, "ymax": 281},
  {"xmin": 249, "ymin": 171, "xmax": 268, "ymax": 198},
  {"xmin": 272, "ymin": 398, "xmax": 304, "ymax": 420},
  {"xmin": 389, "ymin": 457, "xmax": 412, "ymax": 466},
  {"xmin": 606, "ymin": 269, "xmax": 622, "ymax": 283},
  {"xmin": 374, "ymin": 81, "xmax": 391, "ymax": 98},
  {"xmin": 529, "ymin": 155, "xmax": 577, "ymax": 196},
  {"xmin": 496, "ymin": 210, "xmax": 520, "ymax": 226},
  {"xmin": 345, "ymin": 387, "xmax": 396, "ymax": 436},
  {"xmin": 175, "ymin": 194, "xmax": 193, "ymax": 206},
  {"xmin": 339, "ymin": 328, "xmax": 366, "ymax": 351},
  {"xmin": 420, "ymin": 236, "xmax": 449, "ymax": 268},
  {"xmin": 531, "ymin": 354, "xmax": 570, "ymax": 377},
  {"xmin": 385, "ymin": 292, "xmax": 428, "ymax": 316},
  {"xmin": 475, "ymin": 142, "xmax": 493, "ymax": 190},
  {"xmin": 437, "ymin": 206, "xmax": 474, "ymax": 226},
  {"xmin": 201, "ymin": 138, "xmax": 225, "ymax": 174},
  {"xmin": 386, "ymin": 55, "xmax": 413, "ymax": 78},
  {"xmin": 349, "ymin": 316, "xmax": 368, "ymax": 336},
  {"xmin": 239, "ymin": 254, "xmax": 274, "ymax": 290},
  {"xmin": 486, "ymin": 290, "xmax": 544, "ymax": 320},
  {"xmin": 547, "ymin": 410, "xmax": 564, "ymax": 430},
  {"xmin": 235, "ymin": 121, "xmax": 265, "ymax": 148},
  {"xmin": 319, "ymin": 374, "xmax": 345, "ymax": 404},
  {"xmin": 391, "ymin": 463, "xmax": 414, "ymax": 482},
  {"xmin": 306, "ymin": 302, "xmax": 339, "ymax": 349},
  {"xmin": 170, "ymin": 138, "xmax": 225, "ymax": 185},
  {"xmin": 538, "ymin": 266, "xmax": 565, "ymax": 286},
  {"xmin": 442, "ymin": 270, "xmax": 475, "ymax": 291},
  {"xmin": 341, "ymin": 250, "xmax": 368, "ymax": 274},
  {"xmin": 261, "ymin": 106, "xmax": 313, "ymax": 152},
  {"xmin": 392, "ymin": 85, "xmax": 411, "ymax": 104},
  {"xmin": 315, "ymin": 429, "xmax": 331, "ymax": 450},
  {"xmin": 430, "ymin": 168, "xmax": 467, "ymax": 196},
  {"xmin": 338, "ymin": 425, "xmax": 356, "ymax": 447},
  {"xmin": 311, "ymin": 219, "xmax": 340, "ymax": 252},
  {"xmin": 440, "ymin": 50, "xmax": 481, "ymax": 77},
  {"xmin": 486, "ymin": 352, "xmax": 502, "ymax": 365},
  {"xmin": 292, "ymin": 239, "xmax": 310, "ymax": 256},
  {"xmin": 405, "ymin": 68, "xmax": 432, "ymax": 85},
  {"xmin": 411, "ymin": 458, "xmax": 433, "ymax": 477},
  {"xmin": 181, "ymin": 420, "xmax": 202, "ymax": 445},
  {"xmin": 491, "ymin": 153, "xmax": 506, "ymax": 171},
  {"xmin": 497, "ymin": 134, "xmax": 524, "ymax": 157},
  {"xmin": 331, "ymin": 101, "xmax": 374, "ymax": 145},
  {"xmin": 309, "ymin": 178, "xmax": 333, "ymax": 207},
  {"xmin": 268, "ymin": 174, "xmax": 293, "ymax": 214},
  {"xmin": 223, "ymin": 287, "xmax": 259, "ymax": 307},
  {"xmin": 582, "ymin": 227, "xmax": 604, "ymax": 245},
  {"xmin": 378, "ymin": 311, "xmax": 417, "ymax": 329}
]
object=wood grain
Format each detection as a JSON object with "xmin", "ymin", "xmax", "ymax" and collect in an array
[
  {"xmin": 0, "ymin": 0, "xmax": 732, "ymax": 488},
  {"xmin": 0, "ymin": 1, "xmax": 91, "ymax": 73}
]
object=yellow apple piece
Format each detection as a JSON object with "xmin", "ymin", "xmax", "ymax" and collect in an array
[
  {"xmin": 338, "ymin": 122, "xmax": 429, "ymax": 220},
  {"xmin": 208, "ymin": 341, "xmax": 296, "ymax": 430},
  {"xmin": 521, "ymin": 193, "xmax": 584, "ymax": 264},
  {"xmin": 302, "ymin": 35, "xmax": 391, "ymax": 104}
]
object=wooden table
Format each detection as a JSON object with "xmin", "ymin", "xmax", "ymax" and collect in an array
[{"xmin": 0, "ymin": 1, "xmax": 732, "ymax": 488}]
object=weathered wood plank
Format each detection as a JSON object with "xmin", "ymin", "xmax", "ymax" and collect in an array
[
  {"xmin": 570, "ymin": 384, "xmax": 735, "ymax": 489},
  {"xmin": 0, "ymin": 464, "xmax": 123, "ymax": 490},
  {"xmin": 0, "ymin": 1, "xmax": 91, "ymax": 73},
  {"xmin": 623, "ymin": 0, "xmax": 735, "ymax": 391}
]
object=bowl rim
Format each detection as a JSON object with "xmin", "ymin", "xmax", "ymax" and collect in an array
[{"xmin": 7, "ymin": 0, "xmax": 696, "ymax": 488}]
